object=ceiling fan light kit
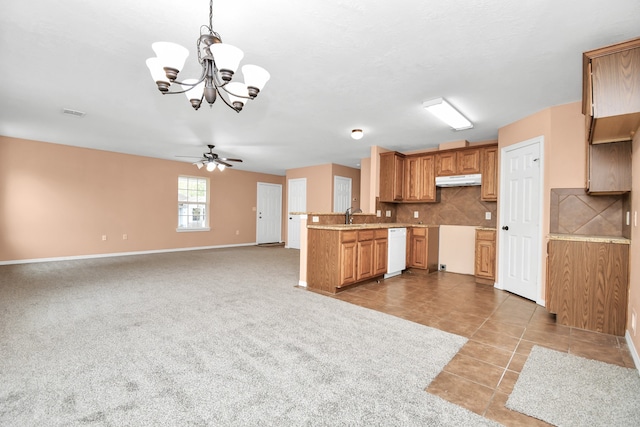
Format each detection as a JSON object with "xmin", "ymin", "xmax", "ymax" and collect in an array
[
  {"xmin": 178, "ymin": 144, "xmax": 243, "ymax": 171},
  {"xmin": 422, "ymin": 98, "xmax": 473, "ymax": 130},
  {"xmin": 146, "ymin": 0, "xmax": 270, "ymax": 112}
]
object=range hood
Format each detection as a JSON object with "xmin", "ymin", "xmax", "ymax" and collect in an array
[{"xmin": 435, "ymin": 174, "xmax": 482, "ymax": 187}]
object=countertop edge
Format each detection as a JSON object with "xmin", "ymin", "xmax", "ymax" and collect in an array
[
  {"xmin": 308, "ymin": 223, "xmax": 440, "ymax": 230},
  {"xmin": 548, "ymin": 234, "xmax": 630, "ymax": 244}
]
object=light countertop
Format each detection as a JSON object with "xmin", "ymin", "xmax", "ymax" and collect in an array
[
  {"xmin": 307, "ymin": 223, "xmax": 439, "ymax": 231},
  {"xmin": 548, "ymin": 233, "xmax": 630, "ymax": 244}
]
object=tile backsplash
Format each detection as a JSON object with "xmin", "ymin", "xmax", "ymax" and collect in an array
[{"xmin": 550, "ymin": 188, "xmax": 630, "ymax": 238}]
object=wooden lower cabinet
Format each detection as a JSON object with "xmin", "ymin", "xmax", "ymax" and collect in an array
[
  {"xmin": 407, "ymin": 227, "xmax": 439, "ymax": 271},
  {"xmin": 546, "ymin": 238, "xmax": 629, "ymax": 336},
  {"xmin": 307, "ymin": 228, "xmax": 387, "ymax": 293},
  {"xmin": 474, "ymin": 228, "xmax": 496, "ymax": 284}
]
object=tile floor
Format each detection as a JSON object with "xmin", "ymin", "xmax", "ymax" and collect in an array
[{"xmin": 330, "ymin": 270, "xmax": 636, "ymax": 426}]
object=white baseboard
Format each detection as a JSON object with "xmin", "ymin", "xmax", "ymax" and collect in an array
[
  {"xmin": 625, "ymin": 331, "xmax": 640, "ymax": 375},
  {"xmin": 0, "ymin": 243, "xmax": 257, "ymax": 265},
  {"xmin": 298, "ymin": 281, "xmax": 307, "ymax": 287}
]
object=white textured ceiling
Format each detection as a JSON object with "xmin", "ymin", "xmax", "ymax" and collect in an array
[{"xmin": 1, "ymin": 0, "xmax": 639, "ymax": 175}]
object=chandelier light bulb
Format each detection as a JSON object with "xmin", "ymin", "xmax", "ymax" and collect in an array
[
  {"xmin": 217, "ymin": 164, "xmax": 226, "ymax": 171},
  {"xmin": 351, "ymin": 129, "xmax": 364, "ymax": 140},
  {"xmin": 206, "ymin": 162, "xmax": 216, "ymax": 172}
]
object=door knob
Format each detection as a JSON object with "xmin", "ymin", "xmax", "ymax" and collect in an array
[{"xmin": 502, "ymin": 226, "xmax": 509, "ymax": 231}]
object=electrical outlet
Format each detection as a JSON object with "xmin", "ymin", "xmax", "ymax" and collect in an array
[
  {"xmin": 485, "ymin": 212, "xmax": 491, "ymax": 220},
  {"xmin": 385, "ymin": 210, "xmax": 391, "ymax": 217},
  {"xmin": 376, "ymin": 210, "xmax": 381, "ymax": 217},
  {"xmin": 627, "ymin": 211, "xmax": 630, "ymax": 226},
  {"xmin": 413, "ymin": 211, "xmax": 419, "ymax": 218},
  {"xmin": 439, "ymin": 264, "xmax": 446, "ymax": 271},
  {"xmin": 312, "ymin": 216, "xmax": 319, "ymax": 223},
  {"xmin": 102, "ymin": 235, "xmax": 107, "ymax": 241},
  {"xmin": 122, "ymin": 234, "xmax": 127, "ymax": 240},
  {"xmin": 235, "ymin": 230, "xmax": 240, "ymax": 235}
]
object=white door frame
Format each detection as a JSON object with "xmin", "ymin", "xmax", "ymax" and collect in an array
[{"xmin": 496, "ymin": 136, "xmax": 545, "ymax": 305}]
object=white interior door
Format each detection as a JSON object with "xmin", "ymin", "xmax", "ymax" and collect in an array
[
  {"xmin": 287, "ymin": 178, "xmax": 306, "ymax": 249},
  {"xmin": 257, "ymin": 183, "xmax": 282, "ymax": 244},
  {"xmin": 333, "ymin": 176, "xmax": 352, "ymax": 213},
  {"xmin": 498, "ymin": 136, "xmax": 543, "ymax": 302}
]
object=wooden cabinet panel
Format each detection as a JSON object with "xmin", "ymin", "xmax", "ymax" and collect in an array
[
  {"xmin": 436, "ymin": 148, "xmax": 480, "ymax": 176},
  {"xmin": 373, "ymin": 238, "xmax": 388, "ymax": 276},
  {"xmin": 456, "ymin": 149, "xmax": 480, "ymax": 174},
  {"xmin": 480, "ymin": 146, "xmax": 498, "ymax": 201},
  {"xmin": 407, "ymin": 227, "xmax": 439, "ymax": 271},
  {"xmin": 339, "ymin": 241, "xmax": 357, "ymax": 286},
  {"xmin": 380, "ymin": 152, "xmax": 405, "ymax": 202},
  {"xmin": 587, "ymin": 140, "xmax": 631, "ymax": 194},
  {"xmin": 547, "ymin": 239, "xmax": 629, "ymax": 336},
  {"xmin": 435, "ymin": 152, "xmax": 457, "ymax": 176},
  {"xmin": 356, "ymin": 240, "xmax": 374, "ymax": 281},
  {"xmin": 404, "ymin": 154, "xmax": 438, "ymax": 202},
  {"xmin": 474, "ymin": 229, "xmax": 496, "ymax": 282},
  {"xmin": 583, "ymin": 38, "xmax": 640, "ymax": 144}
]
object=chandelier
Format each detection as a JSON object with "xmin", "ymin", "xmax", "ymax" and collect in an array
[{"xmin": 146, "ymin": 0, "xmax": 270, "ymax": 112}]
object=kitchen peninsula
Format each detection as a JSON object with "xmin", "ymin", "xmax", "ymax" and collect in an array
[{"xmin": 306, "ymin": 222, "xmax": 439, "ymax": 294}]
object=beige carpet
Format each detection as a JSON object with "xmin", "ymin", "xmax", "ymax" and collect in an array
[{"xmin": 0, "ymin": 247, "xmax": 498, "ymax": 426}]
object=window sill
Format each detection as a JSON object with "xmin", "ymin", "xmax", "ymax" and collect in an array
[{"xmin": 176, "ymin": 227, "xmax": 211, "ymax": 233}]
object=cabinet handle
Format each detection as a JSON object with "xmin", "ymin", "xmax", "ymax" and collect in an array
[{"xmin": 502, "ymin": 226, "xmax": 509, "ymax": 231}]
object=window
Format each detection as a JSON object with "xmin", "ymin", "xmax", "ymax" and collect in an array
[{"xmin": 177, "ymin": 176, "xmax": 210, "ymax": 231}]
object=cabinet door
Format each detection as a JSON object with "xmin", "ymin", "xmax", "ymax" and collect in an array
[
  {"xmin": 587, "ymin": 140, "xmax": 632, "ymax": 194},
  {"xmin": 339, "ymin": 241, "xmax": 357, "ymax": 286},
  {"xmin": 409, "ymin": 228, "xmax": 428, "ymax": 269},
  {"xmin": 419, "ymin": 155, "xmax": 437, "ymax": 202},
  {"xmin": 373, "ymin": 238, "xmax": 388, "ymax": 276},
  {"xmin": 480, "ymin": 146, "xmax": 498, "ymax": 201},
  {"xmin": 380, "ymin": 152, "xmax": 405, "ymax": 202},
  {"xmin": 356, "ymin": 240, "xmax": 374, "ymax": 280},
  {"xmin": 591, "ymin": 47, "xmax": 640, "ymax": 119},
  {"xmin": 435, "ymin": 152, "xmax": 457, "ymax": 176},
  {"xmin": 457, "ymin": 149, "xmax": 480, "ymax": 174},
  {"xmin": 474, "ymin": 239, "xmax": 495, "ymax": 279},
  {"xmin": 404, "ymin": 156, "xmax": 421, "ymax": 201}
]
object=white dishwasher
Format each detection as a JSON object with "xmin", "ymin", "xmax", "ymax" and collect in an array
[{"xmin": 384, "ymin": 228, "xmax": 407, "ymax": 278}]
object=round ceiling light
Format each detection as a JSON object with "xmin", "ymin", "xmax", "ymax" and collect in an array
[{"xmin": 351, "ymin": 129, "xmax": 364, "ymax": 140}]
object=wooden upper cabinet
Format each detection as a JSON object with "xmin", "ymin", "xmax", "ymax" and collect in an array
[
  {"xmin": 583, "ymin": 37, "xmax": 640, "ymax": 144},
  {"xmin": 435, "ymin": 148, "xmax": 480, "ymax": 176},
  {"xmin": 480, "ymin": 146, "xmax": 498, "ymax": 201},
  {"xmin": 379, "ymin": 152, "xmax": 405, "ymax": 202},
  {"xmin": 404, "ymin": 154, "xmax": 438, "ymax": 202},
  {"xmin": 587, "ymin": 140, "xmax": 632, "ymax": 194}
]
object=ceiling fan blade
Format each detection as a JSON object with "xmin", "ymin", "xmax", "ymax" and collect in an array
[
  {"xmin": 221, "ymin": 158, "xmax": 243, "ymax": 162},
  {"xmin": 175, "ymin": 155, "xmax": 203, "ymax": 158},
  {"xmin": 215, "ymin": 159, "xmax": 233, "ymax": 167}
]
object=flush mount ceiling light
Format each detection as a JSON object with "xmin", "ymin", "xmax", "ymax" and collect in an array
[
  {"xmin": 351, "ymin": 129, "xmax": 364, "ymax": 140},
  {"xmin": 422, "ymin": 98, "xmax": 473, "ymax": 130},
  {"xmin": 146, "ymin": 0, "xmax": 270, "ymax": 112}
]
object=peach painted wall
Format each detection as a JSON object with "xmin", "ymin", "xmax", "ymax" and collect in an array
[
  {"xmin": 628, "ymin": 128, "xmax": 640, "ymax": 357},
  {"xmin": 285, "ymin": 164, "xmax": 332, "ymax": 213},
  {"xmin": 0, "ymin": 136, "xmax": 285, "ymax": 262},
  {"xmin": 497, "ymin": 102, "xmax": 586, "ymax": 304}
]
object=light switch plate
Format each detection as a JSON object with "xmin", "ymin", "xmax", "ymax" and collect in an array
[
  {"xmin": 485, "ymin": 212, "xmax": 491, "ymax": 220},
  {"xmin": 312, "ymin": 216, "xmax": 319, "ymax": 223},
  {"xmin": 413, "ymin": 211, "xmax": 419, "ymax": 218},
  {"xmin": 385, "ymin": 210, "xmax": 392, "ymax": 217},
  {"xmin": 376, "ymin": 210, "xmax": 381, "ymax": 217}
]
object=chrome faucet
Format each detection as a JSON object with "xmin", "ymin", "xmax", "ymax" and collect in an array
[{"xmin": 345, "ymin": 207, "xmax": 362, "ymax": 224}]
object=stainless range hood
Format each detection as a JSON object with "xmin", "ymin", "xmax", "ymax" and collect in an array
[{"xmin": 435, "ymin": 174, "xmax": 482, "ymax": 187}]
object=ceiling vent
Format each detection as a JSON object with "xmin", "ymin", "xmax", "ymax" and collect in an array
[{"xmin": 62, "ymin": 108, "xmax": 86, "ymax": 118}]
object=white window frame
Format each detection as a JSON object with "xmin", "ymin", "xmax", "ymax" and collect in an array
[{"xmin": 177, "ymin": 175, "xmax": 211, "ymax": 232}]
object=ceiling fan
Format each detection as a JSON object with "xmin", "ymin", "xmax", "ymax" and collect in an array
[{"xmin": 177, "ymin": 144, "xmax": 243, "ymax": 171}]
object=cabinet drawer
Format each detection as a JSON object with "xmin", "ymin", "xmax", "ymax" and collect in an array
[
  {"xmin": 341, "ymin": 230, "xmax": 357, "ymax": 243},
  {"xmin": 411, "ymin": 227, "xmax": 427, "ymax": 237},
  {"xmin": 374, "ymin": 229, "xmax": 388, "ymax": 239},
  {"xmin": 358, "ymin": 230, "xmax": 375, "ymax": 241},
  {"xmin": 476, "ymin": 229, "xmax": 496, "ymax": 241}
]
